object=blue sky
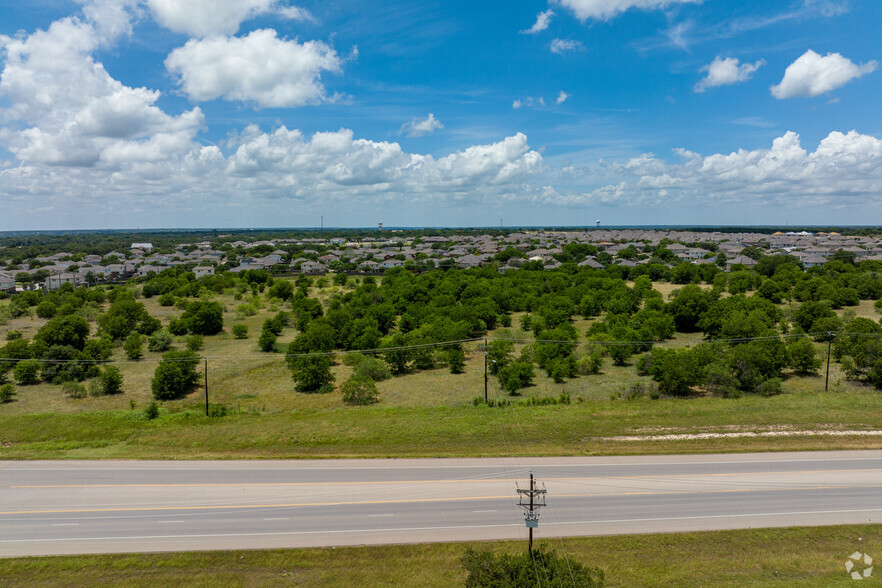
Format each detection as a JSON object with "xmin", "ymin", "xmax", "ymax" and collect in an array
[{"xmin": 1, "ymin": 0, "xmax": 880, "ymax": 230}]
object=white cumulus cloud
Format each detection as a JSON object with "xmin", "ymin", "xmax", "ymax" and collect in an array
[
  {"xmin": 694, "ymin": 57, "xmax": 765, "ymax": 93},
  {"xmin": 165, "ymin": 29, "xmax": 342, "ymax": 108},
  {"xmin": 0, "ymin": 8, "xmax": 202, "ymax": 167},
  {"xmin": 523, "ymin": 10, "xmax": 554, "ymax": 34},
  {"xmin": 556, "ymin": 0, "xmax": 702, "ymax": 22},
  {"xmin": 400, "ymin": 113, "xmax": 443, "ymax": 137},
  {"xmin": 556, "ymin": 91, "xmax": 570, "ymax": 104},
  {"xmin": 771, "ymin": 49, "xmax": 877, "ymax": 99},
  {"xmin": 147, "ymin": 0, "xmax": 312, "ymax": 37},
  {"xmin": 552, "ymin": 130, "xmax": 882, "ymax": 210},
  {"xmin": 550, "ymin": 38, "xmax": 583, "ymax": 54}
]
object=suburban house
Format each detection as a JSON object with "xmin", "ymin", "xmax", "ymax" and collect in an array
[
  {"xmin": 800, "ymin": 255, "xmax": 828, "ymax": 268},
  {"xmin": 578, "ymin": 258, "xmax": 605, "ymax": 269},
  {"xmin": 0, "ymin": 271, "xmax": 15, "ymax": 292},
  {"xmin": 299, "ymin": 261, "xmax": 327, "ymax": 275},
  {"xmin": 379, "ymin": 259, "xmax": 404, "ymax": 269},
  {"xmin": 726, "ymin": 255, "xmax": 758, "ymax": 269},
  {"xmin": 193, "ymin": 266, "xmax": 215, "ymax": 279},
  {"xmin": 357, "ymin": 260, "xmax": 381, "ymax": 273}
]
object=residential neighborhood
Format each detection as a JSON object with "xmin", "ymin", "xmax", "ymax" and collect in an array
[{"xmin": 2, "ymin": 228, "xmax": 881, "ymax": 291}]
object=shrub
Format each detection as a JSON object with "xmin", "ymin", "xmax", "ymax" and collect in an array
[
  {"xmin": 99, "ymin": 365, "xmax": 124, "ymax": 395},
  {"xmin": 148, "ymin": 329, "xmax": 174, "ymax": 352},
  {"xmin": 87, "ymin": 379, "xmax": 104, "ymax": 397},
  {"xmin": 186, "ymin": 334, "xmax": 204, "ymax": 352},
  {"xmin": 0, "ymin": 383, "xmax": 16, "ymax": 403},
  {"xmin": 158, "ymin": 293, "xmax": 176, "ymax": 307},
  {"xmin": 288, "ymin": 355, "xmax": 334, "ymax": 393},
  {"xmin": 788, "ymin": 337, "xmax": 822, "ymax": 375},
  {"xmin": 258, "ymin": 329, "xmax": 277, "ymax": 352},
  {"xmin": 461, "ymin": 545, "xmax": 605, "ymax": 588},
  {"xmin": 577, "ymin": 349, "xmax": 603, "ymax": 375},
  {"xmin": 124, "ymin": 332, "xmax": 144, "ymax": 359},
  {"xmin": 168, "ymin": 318, "xmax": 189, "ymax": 336},
  {"xmin": 341, "ymin": 376, "xmax": 379, "ymax": 405},
  {"xmin": 756, "ymin": 377, "xmax": 783, "ymax": 397},
  {"xmin": 445, "ymin": 345, "xmax": 466, "ymax": 374},
  {"xmin": 62, "ymin": 381, "xmax": 87, "ymax": 399},
  {"xmin": 151, "ymin": 350, "xmax": 200, "ymax": 400},
  {"xmin": 35, "ymin": 301, "xmax": 57, "ymax": 318},
  {"xmin": 353, "ymin": 356, "xmax": 391, "ymax": 381},
  {"xmin": 231, "ymin": 324, "xmax": 248, "ymax": 339},
  {"xmin": 497, "ymin": 361, "xmax": 535, "ymax": 395},
  {"xmin": 145, "ymin": 400, "xmax": 160, "ymax": 420},
  {"xmin": 180, "ymin": 301, "xmax": 224, "ymax": 335},
  {"xmin": 6, "ymin": 330, "xmax": 23, "ymax": 341},
  {"xmin": 13, "ymin": 360, "xmax": 40, "ymax": 385}
]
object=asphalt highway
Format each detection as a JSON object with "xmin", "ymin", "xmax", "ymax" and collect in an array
[{"xmin": 2, "ymin": 450, "xmax": 882, "ymax": 556}]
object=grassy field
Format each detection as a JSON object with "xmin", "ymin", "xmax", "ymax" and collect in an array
[
  {"xmin": 1, "ymin": 525, "xmax": 879, "ymax": 586},
  {"xmin": 1, "ymin": 281, "xmax": 882, "ymax": 459}
]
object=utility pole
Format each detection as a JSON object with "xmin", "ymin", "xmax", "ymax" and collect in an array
[
  {"xmin": 483, "ymin": 338, "xmax": 488, "ymax": 403},
  {"xmin": 517, "ymin": 470, "xmax": 547, "ymax": 552},
  {"xmin": 825, "ymin": 336, "xmax": 833, "ymax": 391},
  {"xmin": 204, "ymin": 358, "xmax": 209, "ymax": 416}
]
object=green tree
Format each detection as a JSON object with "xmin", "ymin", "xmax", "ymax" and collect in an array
[
  {"xmin": 258, "ymin": 328, "xmax": 277, "ymax": 352},
  {"xmin": 151, "ymin": 350, "xmax": 200, "ymax": 400},
  {"xmin": 0, "ymin": 383, "xmax": 16, "ymax": 403},
  {"xmin": 180, "ymin": 301, "xmax": 224, "ymax": 335},
  {"xmin": 123, "ymin": 333, "xmax": 144, "ymax": 359},
  {"xmin": 788, "ymin": 337, "xmax": 821, "ymax": 375},
  {"xmin": 98, "ymin": 365, "xmax": 124, "ymax": 395},
  {"xmin": 648, "ymin": 347, "xmax": 703, "ymax": 396},
  {"xmin": 35, "ymin": 301, "xmax": 57, "ymax": 318},
  {"xmin": 497, "ymin": 361, "xmax": 535, "ymax": 395},
  {"xmin": 148, "ymin": 329, "xmax": 174, "ymax": 352},
  {"xmin": 666, "ymin": 285, "xmax": 713, "ymax": 332},
  {"xmin": 793, "ymin": 300, "xmax": 835, "ymax": 333},
  {"xmin": 268, "ymin": 280, "xmax": 294, "ymax": 301},
  {"xmin": 35, "ymin": 315, "xmax": 90, "ymax": 350},
  {"xmin": 486, "ymin": 340, "xmax": 514, "ymax": 375},
  {"xmin": 13, "ymin": 360, "xmax": 41, "ymax": 385},
  {"xmin": 186, "ymin": 334, "xmax": 204, "ymax": 351},
  {"xmin": 288, "ymin": 355, "xmax": 335, "ymax": 393},
  {"xmin": 445, "ymin": 344, "xmax": 466, "ymax": 374},
  {"xmin": 232, "ymin": 324, "xmax": 249, "ymax": 339},
  {"xmin": 98, "ymin": 297, "xmax": 157, "ymax": 339},
  {"xmin": 353, "ymin": 356, "xmax": 392, "ymax": 381}
]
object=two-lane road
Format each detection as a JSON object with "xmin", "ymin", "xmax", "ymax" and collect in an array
[{"xmin": 2, "ymin": 450, "xmax": 882, "ymax": 556}]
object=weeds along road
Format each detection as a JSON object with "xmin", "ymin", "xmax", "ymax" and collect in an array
[{"xmin": 2, "ymin": 451, "xmax": 882, "ymax": 557}]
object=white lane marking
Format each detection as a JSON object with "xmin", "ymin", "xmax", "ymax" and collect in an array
[
  {"xmin": 156, "ymin": 521, "xmax": 184, "ymax": 524},
  {"xmin": 262, "ymin": 518, "xmax": 290, "ymax": 521},
  {"xmin": 368, "ymin": 514, "xmax": 395, "ymax": 517},
  {"xmin": 4, "ymin": 507, "xmax": 882, "ymax": 544},
  {"xmin": 50, "ymin": 523, "xmax": 78, "ymax": 527},
  {"xmin": 472, "ymin": 510, "xmax": 498, "ymax": 513}
]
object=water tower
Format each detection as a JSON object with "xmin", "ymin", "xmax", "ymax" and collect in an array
[
  {"xmin": 378, "ymin": 222, "xmax": 383, "ymax": 231},
  {"xmin": 596, "ymin": 219, "xmax": 600, "ymax": 228}
]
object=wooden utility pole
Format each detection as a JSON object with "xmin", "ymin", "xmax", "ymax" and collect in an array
[
  {"xmin": 483, "ymin": 338, "xmax": 488, "ymax": 403},
  {"xmin": 204, "ymin": 358, "xmax": 209, "ymax": 416},
  {"xmin": 517, "ymin": 470, "xmax": 546, "ymax": 552},
  {"xmin": 825, "ymin": 337, "xmax": 832, "ymax": 392}
]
